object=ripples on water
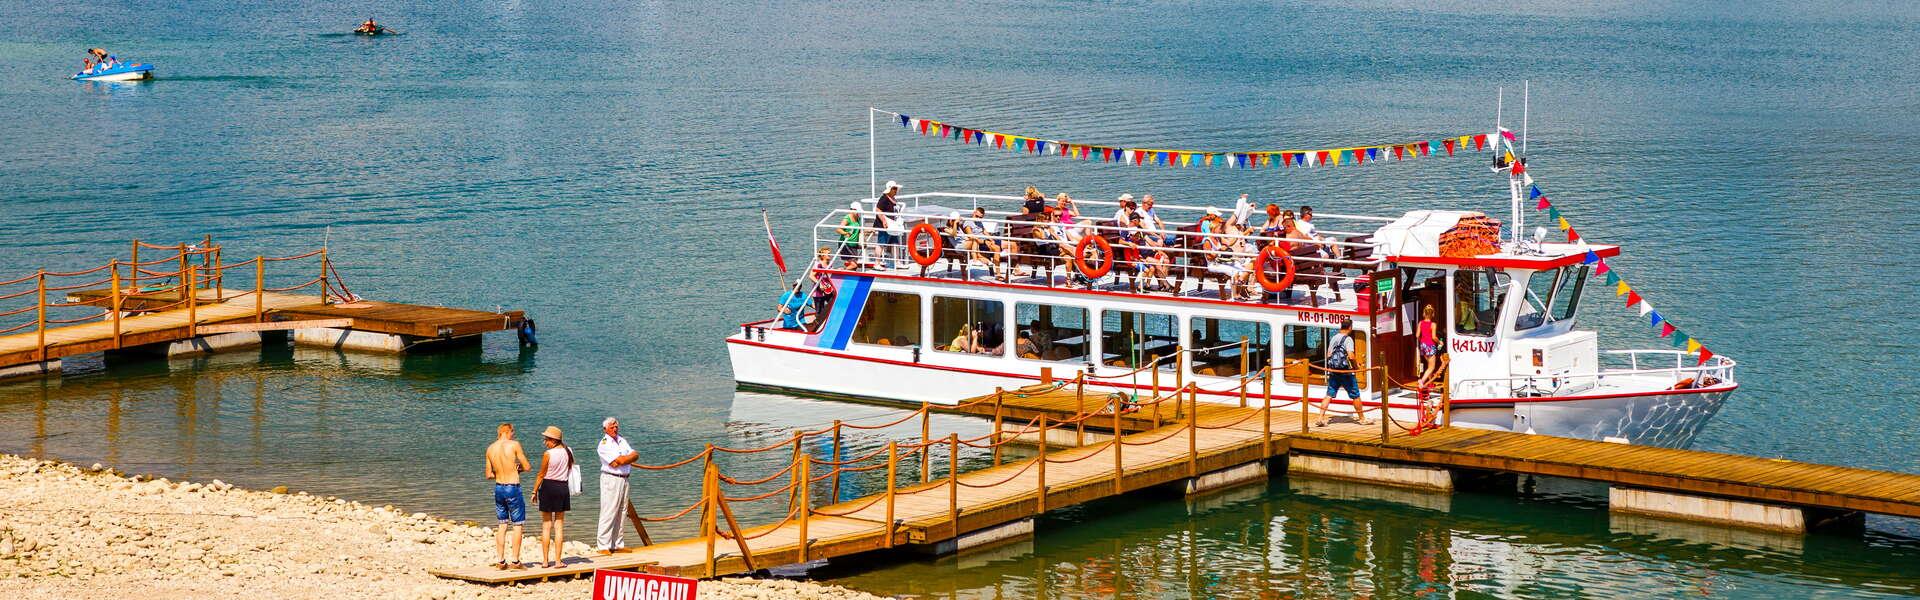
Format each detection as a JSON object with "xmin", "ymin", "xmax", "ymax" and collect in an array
[{"xmin": 2, "ymin": 1, "xmax": 1918, "ymax": 597}]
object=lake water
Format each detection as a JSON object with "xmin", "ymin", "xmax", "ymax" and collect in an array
[{"xmin": 3, "ymin": 1, "xmax": 1918, "ymax": 597}]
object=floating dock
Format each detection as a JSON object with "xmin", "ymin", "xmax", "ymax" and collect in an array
[
  {"xmin": 0, "ymin": 239, "xmax": 524, "ymax": 379},
  {"xmin": 433, "ymin": 374, "xmax": 1920, "ymax": 585}
]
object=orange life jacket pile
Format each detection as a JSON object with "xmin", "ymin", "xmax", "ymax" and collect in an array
[{"xmin": 1438, "ymin": 213, "xmax": 1503, "ymax": 257}]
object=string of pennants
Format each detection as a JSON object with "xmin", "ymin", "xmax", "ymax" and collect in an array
[
  {"xmin": 885, "ymin": 110, "xmax": 1490, "ymax": 168},
  {"xmin": 1524, "ymin": 172, "xmax": 1716, "ymax": 366}
]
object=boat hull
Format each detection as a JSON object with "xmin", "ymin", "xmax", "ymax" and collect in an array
[
  {"xmin": 726, "ymin": 334, "xmax": 1735, "ymax": 448},
  {"xmin": 73, "ymin": 67, "xmax": 153, "ymax": 82}
]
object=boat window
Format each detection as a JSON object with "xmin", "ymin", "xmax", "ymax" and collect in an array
[
  {"xmin": 1100, "ymin": 310, "xmax": 1179, "ymax": 371},
  {"xmin": 1515, "ymin": 266, "xmax": 1589, "ymax": 331},
  {"xmin": 1015, "ymin": 303, "xmax": 1090, "ymax": 364},
  {"xmin": 850, "ymin": 291, "xmax": 921, "ymax": 348},
  {"xmin": 1282, "ymin": 325, "xmax": 1368, "ymax": 384},
  {"xmin": 1551, "ymin": 265, "xmax": 1588, "ymax": 322},
  {"xmin": 1189, "ymin": 318, "xmax": 1270, "ymax": 378},
  {"xmin": 932, "ymin": 296, "xmax": 1005, "ymax": 356},
  {"xmin": 1452, "ymin": 269, "xmax": 1509, "ymax": 337}
]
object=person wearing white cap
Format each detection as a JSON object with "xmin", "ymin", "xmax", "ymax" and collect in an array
[
  {"xmin": 836, "ymin": 202, "xmax": 864, "ymax": 269},
  {"xmin": 875, "ymin": 181, "xmax": 903, "ymax": 269},
  {"xmin": 595, "ymin": 417, "xmax": 638, "ymax": 554},
  {"xmin": 1112, "ymin": 193, "xmax": 1137, "ymax": 226}
]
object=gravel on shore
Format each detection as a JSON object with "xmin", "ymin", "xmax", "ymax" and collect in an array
[{"xmin": 0, "ymin": 454, "xmax": 887, "ymax": 600}]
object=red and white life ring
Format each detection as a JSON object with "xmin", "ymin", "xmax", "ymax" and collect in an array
[
  {"xmin": 1254, "ymin": 244, "xmax": 1295, "ymax": 292},
  {"xmin": 1073, "ymin": 235, "xmax": 1114, "ymax": 279},
  {"xmin": 907, "ymin": 223, "xmax": 942, "ymax": 267}
]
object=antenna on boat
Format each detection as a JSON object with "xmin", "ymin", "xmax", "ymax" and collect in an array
[
  {"xmin": 1494, "ymin": 87, "xmax": 1525, "ymax": 245},
  {"xmin": 869, "ymin": 107, "xmax": 878, "ymax": 201},
  {"xmin": 1521, "ymin": 80, "xmax": 1530, "ymax": 158}
]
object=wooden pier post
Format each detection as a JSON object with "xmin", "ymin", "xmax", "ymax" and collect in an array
[
  {"xmin": 253, "ymin": 257, "xmax": 265, "ymax": 322},
  {"xmin": 109, "ymin": 262, "xmax": 122, "ymax": 347},
  {"xmin": 1187, "ymin": 384, "xmax": 1198, "ymax": 477},
  {"xmin": 1379, "ymin": 364, "xmax": 1390, "ymax": 442},
  {"xmin": 920, "ymin": 402, "xmax": 933, "ymax": 483},
  {"xmin": 883, "ymin": 441, "xmax": 898, "ymax": 548},
  {"xmin": 318, "ymin": 247, "xmax": 330, "ymax": 304},
  {"xmin": 1036, "ymin": 416, "xmax": 1048, "ymax": 512},
  {"xmin": 1112, "ymin": 402, "xmax": 1124, "ymax": 494},
  {"xmin": 948, "ymin": 434, "xmax": 960, "ymax": 539},
  {"xmin": 185, "ymin": 259, "xmax": 197, "ymax": 330},
  {"xmin": 829, "ymin": 420, "xmax": 843, "ymax": 502},
  {"xmin": 129, "ymin": 240, "xmax": 140, "ymax": 291},
  {"xmin": 795, "ymin": 454, "xmax": 810, "ymax": 562},
  {"xmin": 34, "ymin": 271, "xmax": 46, "ymax": 362},
  {"xmin": 1237, "ymin": 337, "xmax": 1250, "ymax": 407},
  {"xmin": 701, "ymin": 445, "xmax": 717, "ymax": 578},
  {"xmin": 176, "ymin": 243, "xmax": 188, "ymax": 294},
  {"xmin": 1262, "ymin": 366, "xmax": 1273, "ymax": 456},
  {"xmin": 1300, "ymin": 361, "xmax": 1311, "ymax": 432},
  {"xmin": 1441, "ymin": 375, "xmax": 1452, "ymax": 428},
  {"xmin": 1074, "ymin": 374, "xmax": 1086, "ymax": 446},
  {"xmin": 992, "ymin": 395, "xmax": 1004, "ymax": 467}
]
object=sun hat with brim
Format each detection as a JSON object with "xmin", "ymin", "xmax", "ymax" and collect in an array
[
  {"xmin": 885, "ymin": 180, "xmax": 900, "ymax": 190},
  {"xmin": 542, "ymin": 426, "xmax": 563, "ymax": 441}
]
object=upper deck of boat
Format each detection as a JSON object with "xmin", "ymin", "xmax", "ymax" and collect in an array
[{"xmin": 812, "ymin": 192, "xmax": 1614, "ymax": 316}]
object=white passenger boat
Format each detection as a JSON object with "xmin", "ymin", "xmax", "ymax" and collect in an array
[{"xmin": 728, "ymin": 173, "xmax": 1735, "ymax": 449}]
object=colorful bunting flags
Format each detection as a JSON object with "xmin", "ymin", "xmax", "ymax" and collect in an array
[
  {"xmin": 884, "ymin": 109, "xmax": 1488, "ymax": 170},
  {"xmin": 1526, "ymin": 175, "xmax": 1716, "ymax": 366}
]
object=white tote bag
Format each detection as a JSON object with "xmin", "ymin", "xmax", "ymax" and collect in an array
[{"xmin": 565, "ymin": 447, "xmax": 583, "ymax": 496}]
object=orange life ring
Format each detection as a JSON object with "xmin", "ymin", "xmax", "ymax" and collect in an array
[
  {"xmin": 907, "ymin": 223, "xmax": 942, "ymax": 267},
  {"xmin": 1254, "ymin": 244, "xmax": 1295, "ymax": 292},
  {"xmin": 1073, "ymin": 235, "xmax": 1113, "ymax": 279}
]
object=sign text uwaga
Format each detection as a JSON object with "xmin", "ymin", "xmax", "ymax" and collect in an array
[{"xmin": 592, "ymin": 570, "xmax": 697, "ymax": 600}]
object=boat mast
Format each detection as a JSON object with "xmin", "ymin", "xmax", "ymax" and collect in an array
[
  {"xmin": 869, "ymin": 107, "xmax": 878, "ymax": 200},
  {"xmin": 1495, "ymin": 87, "xmax": 1524, "ymax": 245}
]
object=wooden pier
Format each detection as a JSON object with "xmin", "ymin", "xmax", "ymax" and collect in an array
[
  {"xmin": 0, "ymin": 239, "xmax": 524, "ymax": 378},
  {"xmin": 432, "ymin": 372, "xmax": 1920, "ymax": 586}
]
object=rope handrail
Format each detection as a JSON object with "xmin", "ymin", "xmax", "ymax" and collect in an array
[
  {"xmin": 0, "ymin": 272, "xmax": 40, "ymax": 286},
  {"xmin": 836, "ymin": 407, "xmax": 927, "ymax": 430},
  {"xmin": 721, "ymin": 479, "xmax": 800, "ymax": 503},
  {"xmin": 628, "ymin": 448, "xmax": 714, "ymax": 471},
  {"xmin": 45, "ymin": 310, "xmax": 113, "ymax": 324},
  {"xmin": 42, "ymin": 276, "xmax": 115, "ymax": 293},
  {"xmin": 716, "ymin": 460, "xmax": 798, "ymax": 486},
  {"xmin": 211, "ymin": 258, "xmax": 264, "ymax": 272},
  {"xmin": 732, "ymin": 506, "xmax": 802, "ymax": 541},
  {"xmin": 261, "ymin": 249, "xmax": 326, "ymax": 262},
  {"xmin": 827, "ymin": 460, "xmax": 891, "ymax": 474},
  {"xmin": 134, "ymin": 240, "xmax": 218, "ymax": 251},
  {"xmin": 807, "ymin": 443, "xmax": 892, "ymax": 467},
  {"xmin": 130, "ymin": 252, "xmax": 194, "ymax": 267},
  {"xmin": 265, "ymin": 277, "xmax": 324, "ymax": 292},
  {"xmin": 1119, "ymin": 423, "xmax": 1191, "ymax": 447},
  {"xmin": 954, "ymin": 455, "xmax": 1042, "ymax": 489},
  {"xmin": 0, "ymin": 298, "xmax": 41, "ymax": 312},
  {"xmin": 713, "ymin": 432, "xmax": 807, "ymax": 454},
  {"xmin": 42, "ymin": 263, "xmax": 115, "ymax": 278},
  {"xmin": 1041, "ymin": 439, "xmax": 1119, "ymax": 464},
  {"xmin": 809, "ymin": 491, "xmax": 890, "ymax": 517},
  {"xmin": 0, "ymin": 322, "xmax": 34, "ymax": 335},
  {"xmin": 635, "ymin": 497, "xmax": 706, "ymax": 523}
]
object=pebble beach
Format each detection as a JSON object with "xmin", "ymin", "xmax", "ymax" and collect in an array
[{"xmin": 0, "ymin": 454, "xmax": 885, "ymax": 600}]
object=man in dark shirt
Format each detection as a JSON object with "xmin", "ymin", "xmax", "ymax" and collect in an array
[{"xmin": 876, "ymin": 181, "xmax": 902, "ymax": 268}]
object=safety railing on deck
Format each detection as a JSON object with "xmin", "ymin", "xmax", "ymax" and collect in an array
[
  {"xmin": 808, "ymin": 192, "xmax": 1387, "ymax": 306},
  {"xmin": 0, "ymin": 238, "xmax": 344, "ymax": 362}
]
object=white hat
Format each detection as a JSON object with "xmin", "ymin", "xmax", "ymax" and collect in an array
[
  {"xmin": 948, "ymin": 211, "xmax": 961, "ymax": 219},
  {"xmin": 885, "ymin": 180, "xmax": 900, "ymax": 190},
  {"xmin": 1206, "ymin": 207, "xmax": 1221, "ymax": 217},
  {"xmin": 1117, "ymin": 193, "xmax": 1134, "ymax": 202},
  {"xmin": 850, "ymin": 201, "xmax": 862, "ymax": 210}
]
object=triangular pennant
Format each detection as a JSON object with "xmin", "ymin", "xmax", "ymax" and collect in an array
[
  {"xmin": 1529, "ymin": 185, "xmax": 1543, "ymax": 200},
  {"xmin": 1511, "ymin": 160, "xmax": 1526, "ymax": 176},
  {"xmin": 1660, "ymin": 323, "xmax": 1676, "ymax": 337},
  {"xmin": 1536, "ymin": 196, "xmax": 1551, "ymax": 210},
  {"xmin": 898, "ymin": 114, "xmax": 911, "ymax": 127},
  {"xmin": 918, "ymin": 119, "xmax": 930, "ymax": 134},
  {"xmin": 1557, "ymin": 217, "xmax": 1570, "ymax": 231},
  {"xmin": 1566, "ymin": 228, "xmax": 1580, "ymax": 242},
  {"xmin": 1638, "ymin": 300, "xmax": 1654, "ymax": 316},
  {"xmin": 1604, "ymin": 271, "xmax": 1620, "ymax": 286},
  {"xmin": 1366, "ymin": 147, "xmax": 1379, "ymax": 161},
  {"xmin": 1695, "ymin": 347, "xmax": 1713, "ymax": 365},
  {"xmin": 1418, "ymin": 141, "xmax": 1431, "ymax": 156},
  {"xmin": 1392, "ymin": 146, "xmax": 1404, "ymax": 160},
  {"xmin": 1131, "ymin": 150, "xmax": 1145, "ymax": 165},
  {"xmin": 1596, "ymin": 260, "xmax": 1611, "ymax": 275},
  {"xmin": 1649, "ymin": 310, "xmax": 1663, "ymax": 326},
  {"xmin": 1548, "ymin": 206, "xmax": 1563, "ymax": 221},
  {"xmin": 1316, "ymin": 150, "xmax": 1330, "ymax": 165},
  {"xmin": 1671, "ymin": 332, "xmax": 1690, "ymax": 350},
  {"xmin": 1443, "ymin": 139, "xmax": 1456, "ymax": 156},
  {"xmin": 1687, "ymin": 339, "xmax": 1702, "ymax": 353},
  {"xmin": 1473, "ymin": 134, "xmax": 1488, "ymax": 150},
  {"xmin": 1615, "ymin": 280, "xmax": 1630, "ymax": 296},
  {"xmin": 1352, "ymin": 148, "xmax": 1366, "ymax": 165},
  {"xmin": 1584, "ymin": 250, "xmax": 1599, "ymax": 264},
  {"xmin": 1203, "ymin": 153, "xmax": 1213, "ymax": 167},
  {"xmin": 1625, "ymin": 291, "xmax": 1642, "ymax": 307}
]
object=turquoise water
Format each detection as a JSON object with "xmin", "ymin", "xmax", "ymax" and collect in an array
[{"xmin": 3, "ymin": 1, "xmax": 1918, "ymax": 597}]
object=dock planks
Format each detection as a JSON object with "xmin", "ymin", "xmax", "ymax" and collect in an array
[{"xmin": 433, "ymin": 386, "xmax": 1920, "ymax": 586}]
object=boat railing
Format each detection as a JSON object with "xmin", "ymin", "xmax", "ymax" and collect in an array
[
  {"xmin": 1451, "ymin": 351, "xmax": 1736, "ymax": 399},
  {"xmin": 808, "ymin": 193, "xmax": 1387, "ymax": 304}
]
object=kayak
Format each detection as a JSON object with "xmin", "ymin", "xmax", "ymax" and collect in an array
[{"xmin": 72, "ymin": 63, "xmax": 153, "ymax": 82}]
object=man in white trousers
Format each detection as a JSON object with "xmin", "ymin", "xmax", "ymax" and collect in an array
[{"xmin": 595, "ymin": 417, "xmax": 639, "ymax": 554}]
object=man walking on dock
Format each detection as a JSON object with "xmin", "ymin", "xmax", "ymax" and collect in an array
[
  {"xmin": 595, "ymin": 417, "xmax": 640, "ymax": 554},
  {"xmin": 484, "ymin": 422, "xmax": 531, "ymax": 569}
]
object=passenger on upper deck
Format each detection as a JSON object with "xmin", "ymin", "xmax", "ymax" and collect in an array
[
  {"xmin": 875, "ymin": 181, "xmax": 903, "ymax": 269},
  {"xmin": 1140, "ymin": 195, "xmax": 1164, "ymax": 231},
  {"xmin": 1112, "ymin": 194, "xmax": 1139, "ymax": 225},
  {"xmin": 1231, "ymin": 194, "xmax": 1255, "ymax": 227},
  {"xmin": 1021, "ymin": 186, "xmax": 1047, "ymax": 215},
  {"xmin": 835, "ymin": 202, "xmax": 863, "ymax": 268},
  {"xmin": 958, "ymin": 207, "xmax": 1005, "ymax": 280}
]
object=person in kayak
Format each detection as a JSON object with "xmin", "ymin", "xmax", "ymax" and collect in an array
[{"xmin": 356, "ymin": 18, "xmax": 382, "ymax": 34}]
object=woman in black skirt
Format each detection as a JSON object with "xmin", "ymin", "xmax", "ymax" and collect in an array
[{"xmin": 535, "ymin": 426, "xmax": 574, "ymax": 569}]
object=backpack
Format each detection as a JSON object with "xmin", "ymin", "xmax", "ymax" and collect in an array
[{"xmin": 1326, "ymin": 333, "xmax": 1352, "ymax": 370}]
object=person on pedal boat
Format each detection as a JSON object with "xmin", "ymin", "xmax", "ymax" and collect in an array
[{"xmin": 356, "ymin": 18, "xmax": 381, "ymax": 34}]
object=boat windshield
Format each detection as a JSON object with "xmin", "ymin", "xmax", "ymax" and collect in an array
[{"xmin": 1515, "ymin": 265, "xmax": 1588, "ymax": 331}]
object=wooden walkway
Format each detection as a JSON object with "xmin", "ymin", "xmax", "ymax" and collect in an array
[
  {"xmin": 1, "ymin": 241, "xmax": 523, "ymax": 371},
  {"xmin": 433, "ymin": 382, "xmax": 1920, "ymax": 585}
]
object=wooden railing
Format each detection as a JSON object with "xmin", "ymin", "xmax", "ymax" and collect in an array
[{"xmin": 0, "ymin": 239, "xmax": 337, "ymax": 362}]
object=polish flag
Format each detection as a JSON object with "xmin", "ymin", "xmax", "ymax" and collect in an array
[{"xmin": 762, "ymin": 212, "xmax": 787, "ymax": 274}]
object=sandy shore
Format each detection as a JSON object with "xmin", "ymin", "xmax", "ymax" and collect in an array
[{"xmin": 0, "ymin": 455, "xmax": 886, "ymax": 599}]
